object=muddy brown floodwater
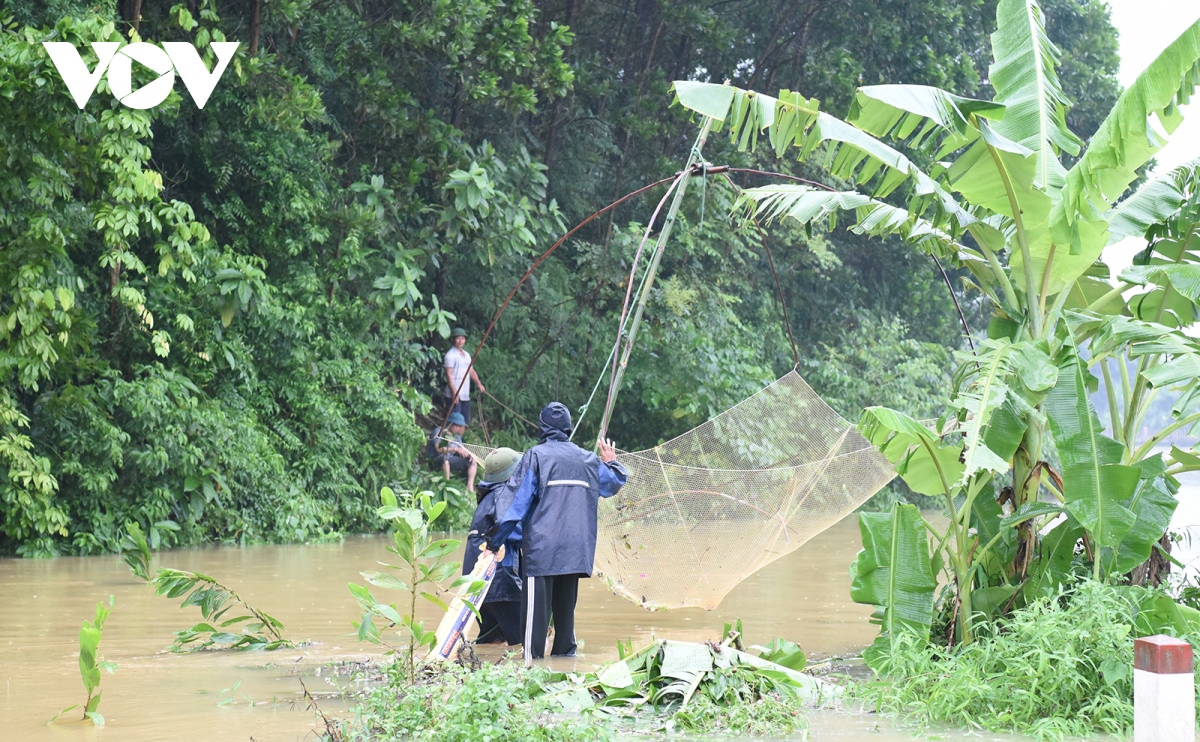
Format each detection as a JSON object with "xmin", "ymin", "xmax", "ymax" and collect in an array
[{"xmin": 3, "ymin": 500, "xmax": 1176, "ymax": 742}]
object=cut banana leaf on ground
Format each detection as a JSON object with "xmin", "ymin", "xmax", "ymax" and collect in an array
[{"xmin": 539, "ymin": 637, "xmax": 839, "ymax": 714}]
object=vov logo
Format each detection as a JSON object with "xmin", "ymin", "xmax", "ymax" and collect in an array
[{"xmin": 42, "ymin": 41, "xmax": 239, "ymax": 110}]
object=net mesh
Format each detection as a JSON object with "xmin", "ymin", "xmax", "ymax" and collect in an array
[{"xmin": 462, "ymin": 369, "xmax": 896, "ymax": 610}]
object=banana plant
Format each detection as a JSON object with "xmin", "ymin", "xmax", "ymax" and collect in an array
[{"xmin": 670, "ymin": 0, "xmax": 1200, "ymax": 644}]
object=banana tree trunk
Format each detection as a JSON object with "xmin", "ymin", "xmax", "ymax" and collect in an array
[{"xmin": 1012, "ymin": 417, "xmax": 1045, "ymax": 576}]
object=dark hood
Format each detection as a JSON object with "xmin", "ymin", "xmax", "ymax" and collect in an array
[{"xmin": 538, "ymin": 402, "xmax": 572, "ymax": 443}]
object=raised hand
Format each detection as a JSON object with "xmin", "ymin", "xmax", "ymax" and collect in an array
[{"xmin": 597, "ymin": 437, "xmax": 618, "ymax": 463}]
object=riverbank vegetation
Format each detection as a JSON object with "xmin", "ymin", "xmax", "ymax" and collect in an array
[
  {"xmin": 349, "ymin": 662, "xmax": 601, "ymax": 742},
  {"xmin": 665, "ymin": 0, "xmax": 1200, "ymax": 734},
  {"xmin": 859, "ymin": 581, "xmax": 1199, "ymax": 738},
  {"xmin": 344, "ymin": 632, "xmax": 818, "ymax": 741},
  {"xmin": 0, "ymin": 0, "xmax": 1125, "ymax": 556}
]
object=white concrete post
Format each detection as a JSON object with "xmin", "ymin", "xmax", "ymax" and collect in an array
[{"xmin": 1134, "ymin": 634, "xmax": 1194, "ymax": 742}]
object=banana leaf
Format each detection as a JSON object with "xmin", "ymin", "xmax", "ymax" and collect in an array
[
  {"xmin": 988, "ymin": 0, "xmax": 1080, "ymax": 189},
  {"xmin": 952, "ymin": 339, "xmax": 1019, "ymax": 484},
  {"xmin": 847, "ymin": 83, "xmax": 1002, "ymax": 156},
  {"xmin": 674, "ymin": 80, "xmax": 977, "ymax": 234},
  {"xmin": 859, "ymin": 406, "xmax": 963, "ymax": 497},
  {"xmin": 850, "ymin": 503, "xmax": 937, "ymax": 668},
  {"xmin": 1129, "ymin": 590, "xmax": 1200, "ymax": 637},
  {"xmin": 1106, "ymin": 459, "xmax": 1178, "ymax": 576},
  {"xmin": 744, "ymin": 185, "xmax": 966, "ymax": 258},
  {"xmin": 1021, "ymin": 515, "xmax": 1085, "ymax": 604},
  {"xmin": 1045, "ymin": 347, "xmax": 1139, "ymax": 555},
  {"xmin": 1050, "ymin": 17, "xmax": 1200, "ymax": 275}
]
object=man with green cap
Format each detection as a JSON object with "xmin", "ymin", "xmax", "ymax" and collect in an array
[
  {"xmin": 444, "ymin": 327, "xmax": 485, "ymax": 424},
  {"xmin": 462, "ymin": 447, "xmax": 524, "ymax": 645}
]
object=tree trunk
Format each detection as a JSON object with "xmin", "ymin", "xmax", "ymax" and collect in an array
[
  {"xmin": 249, "ymin": 0, "xmax": 263, "ymax": 56},
  {"xmin": 1128, "ymin": 534, "xmax": 1172, "ymax": 587},
  {"xmin": 121, "ymin": 0, "xmax": 144, "ymax": 32},
  {"xmin": 434, "ymin": 261, "xmax": 446, "ymax": 304},
  {"xmin": 542, "ymin": 0, "xmax": 578, "ymax": 183},
  {"xmin": 1011, "ymin": 421, "xmax": 1044, "ymax": 576}
]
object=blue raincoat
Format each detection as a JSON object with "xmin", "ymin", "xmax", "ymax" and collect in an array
[
  {"xmin": 489, "ymin": 402, "xmax": 627, "ymax": 577},
  {"xmin": 462, "ymin": 479, "xmax": 521, "ymax": 603}
]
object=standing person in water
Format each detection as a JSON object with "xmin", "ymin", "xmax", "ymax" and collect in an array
[
  {"xmin": 463, "ymin": 447, "xmax": 524, "ymax": 646},
  {"xmin": 444, "ymin": 327, "xmax": 485, "ymax": 424},
  {"xmin": 487, "ymin": 403, "xmax": 627, "ymax": 662}
]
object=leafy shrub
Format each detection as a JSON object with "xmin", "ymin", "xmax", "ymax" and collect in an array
[
  {"xmin": 349, "ymin": 490, "xmax": 481, "ymax": 683},
  {"xmin": 350, "ymin": 662, "xmax": 603, "ymax": 742},
  {"xmin": 671, "ymin": 692, "xmax": 807, "ymax": 736},
  {"xmin": 857, "ymin": 581, "xmax": 1184, "ymax": 740}
]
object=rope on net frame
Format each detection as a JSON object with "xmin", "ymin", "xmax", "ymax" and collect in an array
[{"xmin": 437, "ymin": 120, "xmax": 977, "ymax": 610}]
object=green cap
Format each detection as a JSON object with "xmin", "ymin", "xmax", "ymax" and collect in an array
[
  {"xmin": 483, "ymin": 447, "xmax": 521, "ymax": 481},
  {"xmin": 450, "ymin": 327, "xmax": 468, "ymax": 338}
]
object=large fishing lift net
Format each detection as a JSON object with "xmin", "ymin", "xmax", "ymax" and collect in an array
[{"xmin": 465, "ymin": 369, "xmax": 896, "ymax": 610}]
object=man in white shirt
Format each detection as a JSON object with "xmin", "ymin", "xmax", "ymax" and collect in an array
[{"xmin": 444, "ymin": 327, "xmax": 485, "ymax": 424}]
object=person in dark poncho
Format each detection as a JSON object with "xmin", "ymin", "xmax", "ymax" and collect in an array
[
  {"xmin": 488, "ymin": 402, "xmax": 627, "ymax": 662},
  {"xmin": 462, "ymin": 447, "xmax": 523, "ymax": 646}
]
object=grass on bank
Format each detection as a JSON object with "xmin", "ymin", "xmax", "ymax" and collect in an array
[
  {"xmin": 348, "ymin": 661, "xmax": 597, "ymax": 742},
  {"xmin": 855, "ymin": 580, "xmax": 1200, "ymax": 740},
  {"xmin": 344, "ymin": 651, "xmax": 810, "ymax": 741}
]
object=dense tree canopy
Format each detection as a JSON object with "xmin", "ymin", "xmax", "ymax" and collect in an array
[{"xmin": 0, "ymin": 0, "xmax": 1120, "ymax": 555}]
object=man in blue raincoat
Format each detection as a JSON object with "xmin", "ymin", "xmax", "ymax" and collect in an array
[
  {"xmin": 462, "ymin": 447, "xmax": 524, "ymax": 645},
  {"xmin": 488, "ymin": 402, "xmax": 627, "ymax": 662}
]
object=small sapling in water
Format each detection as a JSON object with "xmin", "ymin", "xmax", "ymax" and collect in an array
[
  {"xmin": 348, "ymin": 487, "xmax": 482, "ymax": 683},
  {"xmin": 118, "ymin": 522, "xmax": 153, "ymax": 581},
  {"xmin": 118, "ymin": 520, "xmax": 180, "ymax": 581},
  {"xmin": 49, "ymin": 595, "xmax": 117, "ymax": 726}
]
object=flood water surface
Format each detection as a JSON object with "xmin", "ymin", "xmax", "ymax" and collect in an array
[
  {"xmin": 0, "ymin": 516, "xmax": 876, "ymax": 741},
  {"xmin": 3, "ymin": 497, "xmax": 1189, "ymax": 741}
]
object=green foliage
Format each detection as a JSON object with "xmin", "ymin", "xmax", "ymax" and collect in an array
[
  {"xmin": 153, "ymin": 567, "xmax": 292, "ymax": 651},
  {"xmin": 1045, "ymin": 346, "xmax": 1140, "ymax": 574},
  {"xmin": 751, "ymin": 637, "xmax": 807, "ymax": 673},
  {"xmin": 348, "ymin": 488, "xmax": 481, "ymax": 684},
  {"xmin": 804, "ymin": 315, "xmax": 951, "ymax": 423},
  {"xmin": 671, "ymin": 0, "xmax": 1200, "ymax": 658},
  {"xmin": 670, "ymin": 692, "xmax": 807, "ymax": 736},
  {"xmin": 0, "ymin": 8, "xmax": 429, "ymax": 556},
  {"xmin": 538, "ymin": 633, "xmax": 822, "ymax": 736},
  {"xmin": 1, "ymin": 0, "xmax": 1124, "ymax": 553},
  {"xmin": 860, "ymin": 581, "xmax": 1200, "ymax": 740},
  {"xmin": 849, "ymin": 503, "xmax": 938, "ymax": 665},
  {"xmin": 118, "ymin": 522, "xmax": 154, "ymax": 580},
  {"xmin": 395, "ymin": 470, "xmax": 473, "ymax": 532},
  {"xmin": 349, "ymin": 662, "xmax": 602, "ymax": 742},
  {"xmin": 50, "ymin": 595, "xmax": 117, "ymax": 726}
]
